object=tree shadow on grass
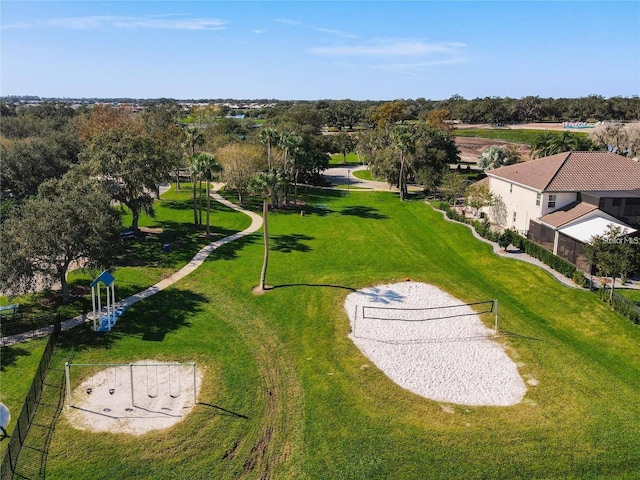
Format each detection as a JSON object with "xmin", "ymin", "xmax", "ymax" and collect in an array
[
  {"xmin": 57, "ymin": 323, "xmax": 117, "ymax": 353},
  {"xmin": 0, "ymin": 344, "xmax": 31, "ymax": 371},
  {"xmin": 197, "ymin": 402, "xmax": 249, "ymax": 419},
  {"xmin": 269, "ymin": 283, "xmax": 356, "ymax": 292},
  {"xmin": 113, "ymin": 287, "xmax": 207, "ymax": 342},
  {"xmin": 160, "ymin": 198, "xmax": 193, "ymax": 211},
  {"xmin": 497, "ymin": 330, "xmax": 544, "ymax": 342},
  {"xmin": 208, "ymin": 233, "xmax": 259, "ymax": 261},
  {"xmin": 54, "ymin": 288, "xmax": 207, "ymax": 351},
  {"xmin": 340, "ymin": 206, "xmax": 388, "ymax": 220},
  {"xmin": 272, "ymin": 234, "xmax": 313, "ymax": 253},
  {"xmin": 306, "ymin": 206, "xmax": 332, "ymax": 217},
  {"xmin": 117, "ymin": 221, "xmax": 245, "ymax": 268}
]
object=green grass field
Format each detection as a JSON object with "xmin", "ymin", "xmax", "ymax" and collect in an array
[
  {"xmin": 618, "ymin": 288, "xmax": 640, "ymax": 304},
  {"xmin": 352, "ymin": 169, "xmax": 373, "ymax": 181},
  {"xmin": 453, "ymin": 128, "xmax": 588, "ymax": 144},
  {"xmin": 3, "ymin": 188, "xmax": 640, "ymax": 479},
  {"xmin": 0, "ymin": 186, "xmax": 251, "ymax": 323},
  {"xmin": 329, "ymin": 152, "xmax": 361, "ymax": 165}
]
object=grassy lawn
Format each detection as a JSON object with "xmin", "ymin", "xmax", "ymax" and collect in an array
[
  {"xmin": 352, "ymin": 169, "xmax": 373, "ymax": 181},
  {"xmin": 0, "ymin": 185, "xmax": 251, "ymax": 326},
  {"xmin": 4, "ymin": 188, "xmax": 640, "ymax": 479},
  {"xmin": 329, "ymin": 152, "xmax": 361, "ymax": 165},
  {"xmin": 0, "ymin": 337, "xmax": 48, "ymax": 457},
  {"xmin": 618, "ymin": 288, "xmax": 640, "ymax": 304},
  {"xmin": 453, "ymin": 128, "xmax": 588, "ymax": 144}
]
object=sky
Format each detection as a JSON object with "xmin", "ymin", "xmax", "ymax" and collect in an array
[{"xmin": 1, "ymin": 1, "xmax": 639, "ymax": 101}]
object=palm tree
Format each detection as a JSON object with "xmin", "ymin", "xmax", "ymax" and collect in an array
[
  {"xmin": 192, "ymin": 152, "xmax": 222, "ymax": 237},
  {"xmin": 530, "ymin": 131, "xmax": 594, "ymax": 158},
  {"xmin": 187, "ymin": 154, "xmax": 203, "ymax": 226},
  {"xmin": 393, "ymin": 124, "xmax": 414, "ymax": 201},
  {"xmin": 183, "ymin": 127, "xmax": 205, "ymax": 224},
  {"xmin": 279, "ymin": 132, "xmax": 303, "ymax": 206},
  {"xmin": 250, "ymin": 170, "xmax": 280, "ymax": 292},
  {"xmin": 260, "ymin": 128, "xmax": 280, "ymax": 170}
]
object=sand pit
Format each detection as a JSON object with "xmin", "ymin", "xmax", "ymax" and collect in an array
[
  {"xmin": 65, "ymin": 360, "xmax": 202, "ymax": 435},
  {"xmin": 345, "ymin": 282, "xmax": 527, "ymax": 406}
]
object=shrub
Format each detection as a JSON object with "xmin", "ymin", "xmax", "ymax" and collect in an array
[
  {"xmin": 432, "ymin": 202, "xmax": 578, "ymax": 279},
  {"xmin": 598, "ymin": 288, "xmax": 640, "ymax": 324},
  {"xmin": 510, "ymin": 232, "xmax": 577, "ymax": 279},
  {"xmin": 572, "ymin": 270, "xmax": 587, "ymax": 288}
]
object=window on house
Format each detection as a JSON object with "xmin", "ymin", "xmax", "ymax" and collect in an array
[
  {"xmin": 624, "ymin": 198, "xmax": 640, "ymax": 217},
  {"xmin": 598, "ymin": 198, "xmax": 606, "ymax": 209},
  {"xmin": 612, "ymin": 198, "xmax": 621, "ymax": 207},
  {"xmin": 536, "ymin": 193, "xmax": 541, "ymax": 206},
  {"xmin": 513, "ymin": 211, "xmax": 517, "ymax": 223},
  {"xmin": 509, "ymin": 184, "xmax": 513, "ymax": 193},
  {"xmin": 548, "ymin": 194, "xmax": 556, "ymax": 208}
]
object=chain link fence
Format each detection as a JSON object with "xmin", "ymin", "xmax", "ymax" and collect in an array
[{"xmin": 1, "ymin": 318, "xmax": 61, "ymax": 479}]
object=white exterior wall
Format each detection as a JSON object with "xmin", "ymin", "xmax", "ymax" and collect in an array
[
  {"xmin": 486, "ymin": 177, "xmax": 579, "ymax": 233},
  {"xmin": 487, "ymin": 177, "xmax": 542, "ymax": 232},
  {"xmin": 540, "ymin": 192, "xmax": 577, "ymax": 216}
]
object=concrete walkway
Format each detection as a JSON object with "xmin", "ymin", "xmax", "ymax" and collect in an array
[
  {"xmin": 2, "ymin": 187, "xmax": 263, "ymax": 346},
  {"xmin": 323, "ymin": 166, "xmax": 422, "ymax": 192}
]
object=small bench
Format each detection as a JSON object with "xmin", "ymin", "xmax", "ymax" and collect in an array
[
  {"xmin": 120, "ymin": 230, "xmax": 136, "ymax": 240},
  {"xmin": 0, "ymin": 304, "xmax": 19, "ymax": 318},
  {"xmin": 314, "ymin": 203, "xmax": 328, "ymax": 210}
]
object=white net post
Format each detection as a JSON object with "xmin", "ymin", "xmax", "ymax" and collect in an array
[
  {"xmin": 353, "ymin": 304, "xmax": 358, "ymax": 337},
  {"xmin": 65, "ymin": 362, "xmax": 72, "ymax": 407},
  {"xmin": 129, "ymin": 363, "xmax": 135, "ymax": 407},
  {"xmin": 192, "ymin": 362, "xmax": 197, "ymax": 406}
]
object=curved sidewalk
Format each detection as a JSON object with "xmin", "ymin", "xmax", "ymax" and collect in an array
[
  {"xmin": 2, "ymin": 190, "xmax": 263, "ymax": 346},
  {"xmin": 323, "ymin": 166, "xmax": 421, "ymax": 192}
]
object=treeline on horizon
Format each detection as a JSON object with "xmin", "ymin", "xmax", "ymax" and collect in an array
[{"xmin": 2, "ymin": 94, "xmax": 639, "ymax": 124}]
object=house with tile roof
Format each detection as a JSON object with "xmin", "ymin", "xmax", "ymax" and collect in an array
[{"xmin": 484, "ymin": 151, "xmax": 640, "ymax": 271}]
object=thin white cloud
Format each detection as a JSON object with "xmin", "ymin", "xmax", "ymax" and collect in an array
[
  {"xmin": 1, "ymin": 22, "xmax": 33, "ymax": 30},
  {"xmin": 275, "ymin": 17, "xmax": 303, "ymax": 27},
  {"xmin": 310, "ymin": 39, "xmax": 468, "ymax": 76},
  {"xmin": 309, "ymin": 40, "xmax": 466, "ymax": 57},
  {"xmin": 275, "ymin": 17, "xmax": 358, "ymax": 39},
  {"xmin": 369, "ymin": 58, "xmax": 468, "ymax": 73},
  {"xmin": 315, "ymin": 27, "xmax": 359, "ymax": 39},
  {"xmin": 43, "ymin": 15, "xmax": 226, "ymax": 31}
]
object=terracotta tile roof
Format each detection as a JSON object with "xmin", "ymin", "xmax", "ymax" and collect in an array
[
  {"xmin": 487, "ymin": 151, "xmax": 640, "ymax": 192},
  {"xmin": 547, "ymin": 152, "xmax": 640, "ymax": 191},
  {"xmin": 486, "ymin": 152, "xmax": 569, "ymax": 190},
  {"xmin": 538, "ymin": 201, "xmax": 598, "ymax": 228}
]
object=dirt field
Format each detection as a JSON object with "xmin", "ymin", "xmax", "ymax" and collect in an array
[
  {"xmin": 455, "ymin": 136, "xmax": 532, "ymax": 164},
  {"xmin": 454, "ymin": 122, "xmax": 604, "ymax": 164}
]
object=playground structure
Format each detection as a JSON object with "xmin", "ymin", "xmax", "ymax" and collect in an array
[
  {"xmin": 64, "ymin": 361, "xmax": 198, "ymax": 409},
  {"xmin": 90, "ymin": 270, "xmax": 124, "ymax": 332}
]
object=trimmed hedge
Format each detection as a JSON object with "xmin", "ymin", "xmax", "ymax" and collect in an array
[
  {"xmin": 509, "ymin": 232, "xmax": 577, "ymax": 278},
  {"xmin": 434, "ymin": 201, "xmax": 575, "ymax": 278},
  {"xmin": 597, "ymin": 288, "xmax": 640, "ymax": 324},
  {"xmin": 433, "ymin": 201, "xmax": 640, "ymax": 326}
]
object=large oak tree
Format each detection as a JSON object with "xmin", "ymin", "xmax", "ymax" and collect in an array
[
  {"xmin": 0, "ymin": 175, "xmax": 120, "ymax": 301},
  {"xmin": 82, "ymin": 130, "xmax": 176, "ymax": 230}
]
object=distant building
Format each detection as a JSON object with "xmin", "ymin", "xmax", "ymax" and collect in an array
[{"xmin": 484, "ymin": 151, "xmax": 640, "ymax": 271}]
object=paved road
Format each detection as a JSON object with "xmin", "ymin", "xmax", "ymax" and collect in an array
[{"xmin": 323, "ymin": 166, "xmax": 421, "ymax": 192}]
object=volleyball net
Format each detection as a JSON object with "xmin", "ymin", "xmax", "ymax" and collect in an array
[{"xmin": 352, "ymin": 299, "xmax": 498, "ymax": 342}]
